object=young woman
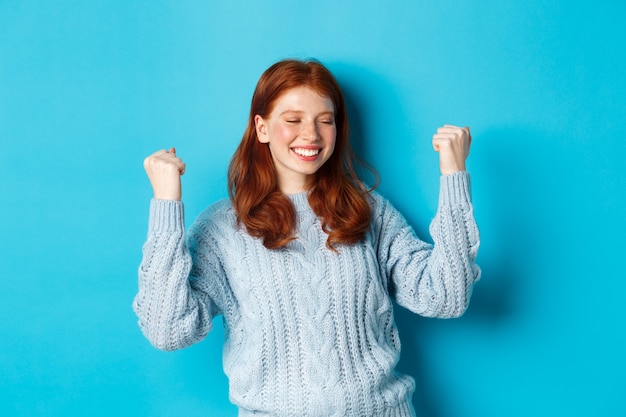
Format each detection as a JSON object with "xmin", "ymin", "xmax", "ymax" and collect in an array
[{"xmin": 134, "ymin": 59, "xmax": 480, "ymax": 417}]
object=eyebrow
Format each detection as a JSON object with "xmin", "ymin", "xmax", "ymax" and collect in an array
[{"xmin": 279, "ymin": 110, "xmax": 335, "ymax": 116}]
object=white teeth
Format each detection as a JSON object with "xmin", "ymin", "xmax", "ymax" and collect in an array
[{"xmin": 293, "ymin": 148, "xmax": 320, "ymax": 157}]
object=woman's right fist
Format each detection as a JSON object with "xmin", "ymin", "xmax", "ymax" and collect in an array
[{"xmin": 143, "ymin": 147, "xmax": 186, "ymax": 201}]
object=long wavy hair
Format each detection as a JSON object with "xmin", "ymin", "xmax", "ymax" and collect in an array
[{"xmin": 228, "ymin": 59, "xmax": 378, "ymax": 250}]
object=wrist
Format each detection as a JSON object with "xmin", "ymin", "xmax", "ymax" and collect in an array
[
  {"xmin": 440, "ymin": 165, "xmax": 466, "ymax": 176},
  {"xmin": 153, "ymin": 192, "xmax": 182, "ymax": 201}
]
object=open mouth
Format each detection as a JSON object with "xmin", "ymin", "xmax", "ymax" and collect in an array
[{"xmin": 292, "ymin": 148, "xmax": 321, "ymax": 157}]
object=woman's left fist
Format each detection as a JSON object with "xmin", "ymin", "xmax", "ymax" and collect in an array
[{"xmin": 432, "ymin": 124, "xmax": 472, "ymax": 175}]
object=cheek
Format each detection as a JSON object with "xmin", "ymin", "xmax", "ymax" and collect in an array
[
  {"xmin": 272, "ymin": 125, "xmax": 297, "ymax": 143},
  {"xmin": 325, "ymin": 127, "xmax": 337, "ymax": 147}
]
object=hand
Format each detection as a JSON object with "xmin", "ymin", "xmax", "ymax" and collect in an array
[
  {"xmin": 143, "ymin": 147, "xmax": 186, "ymax": 200},
  {"xmin": 432, "ymin": 124, "xmax": 472, "ymax": 175}
]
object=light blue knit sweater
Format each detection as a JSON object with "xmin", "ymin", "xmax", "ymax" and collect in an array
[{"xmin": 134, "ymin": 171, "xmax": 480, "ymax": 417}]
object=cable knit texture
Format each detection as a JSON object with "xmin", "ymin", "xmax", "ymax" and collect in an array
[{"xmin": 134, "ymin": 171, "xmax": 481, "ymax": 417}]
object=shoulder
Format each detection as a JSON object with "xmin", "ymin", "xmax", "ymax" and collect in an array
[
  {"xmin": 368, "ymin": 190, "xmax": 401, "ymax": 221},
  {"xmin": 365, "ymin": 190, "xmax": 411, "ymax": 238},
  {"xmin": 196, "ymin": 198, "xmax": 235, "ymax": 222},
  {"xmin": 189, "ymin": 199, "xmax": 239, "ymax": 241}
]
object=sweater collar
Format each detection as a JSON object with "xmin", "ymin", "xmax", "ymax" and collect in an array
[{"xmin": 286, "ymin": 192, "xmax": 310, "ymax": 213}]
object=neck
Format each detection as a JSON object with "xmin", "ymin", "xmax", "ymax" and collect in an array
[{"xmin": 278, "ymin": 176, "xmax": 312, "ymax": 195}]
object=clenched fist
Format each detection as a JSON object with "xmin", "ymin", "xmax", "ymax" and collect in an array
[
  {"xmin": 432, "ymin": 125, "xmax": 472, "ymax": 175},
  {"xmin": 143, "ymin": 147, "xmax": 186, "ymax": 201}
]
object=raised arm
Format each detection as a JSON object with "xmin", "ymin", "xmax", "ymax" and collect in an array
[
  {"xmin": 133, "ymin": 149, "xmax": 219, "ymax": 351},
  {"xmin": 376, "ymin": 125, "xmax": 480, "ymax": 318}
]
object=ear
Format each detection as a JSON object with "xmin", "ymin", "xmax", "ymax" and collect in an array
[{"xmin": 255, "ymin": 115, "xmax": 269, "ymax": 143}]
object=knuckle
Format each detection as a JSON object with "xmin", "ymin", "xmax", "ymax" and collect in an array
[{"xmin": 439, "ymin": 138, "xmax": 452, "ymax": 147}]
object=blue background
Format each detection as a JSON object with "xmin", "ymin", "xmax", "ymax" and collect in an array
[{"xmin": 1, "ymin": 1, "xmax": 625, "ymax": 416}]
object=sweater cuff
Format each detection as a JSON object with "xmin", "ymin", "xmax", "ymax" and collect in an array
[
  {"xmin": 148, "ymin": 199, "xmax": 185, "ymax": 233},
  {"xmin": 439, "ymin": 171, "xmax": 472, "ymax": 207}
]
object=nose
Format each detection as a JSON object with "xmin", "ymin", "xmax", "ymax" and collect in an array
[{"xmin": 301, "ymin": 120, "xmax": 319, "ymax": 141}]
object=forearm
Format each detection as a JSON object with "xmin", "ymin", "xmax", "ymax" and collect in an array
[
  {"xmin": 425, "ymin": 172, "xmax": 481, "ymax": 317},
  {"xmin": 133, "ymin": 200, "xmax": 213, "ymax": 351}
]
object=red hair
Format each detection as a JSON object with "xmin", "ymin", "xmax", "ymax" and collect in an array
[{"xmin": 228, "ymin": 59, "xmax": 378, "ymax": 250}]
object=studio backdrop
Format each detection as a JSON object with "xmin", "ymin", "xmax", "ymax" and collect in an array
[{"xmin": 1, "ymin": 1, "xmax": 624, "ymax": 416}]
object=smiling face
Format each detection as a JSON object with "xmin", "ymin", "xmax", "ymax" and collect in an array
[{"xmin": 255, "ymin": 86, "xmax": 337, "ymax": 194}]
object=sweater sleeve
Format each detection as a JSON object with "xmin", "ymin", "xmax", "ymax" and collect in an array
[
  {"xmin": 133, "ymin": 199, "xmax": 222, "ymax": 351},
  {"xmin": 376, "ymin": 171, "xmax": 481, "ymax": 318}
]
